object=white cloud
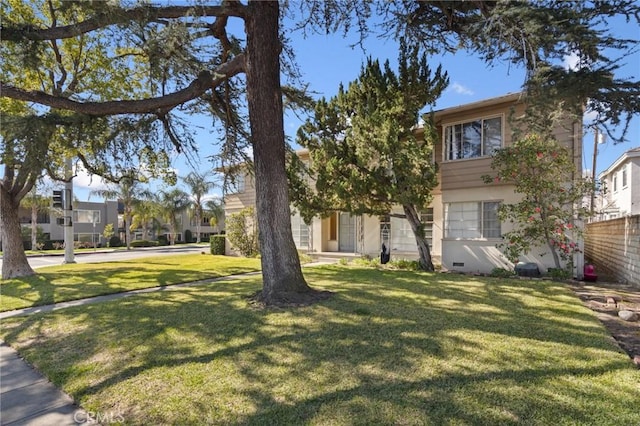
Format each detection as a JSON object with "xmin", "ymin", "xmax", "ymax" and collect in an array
[
  {"xmin": 563, "ymin": 51, "xmax": 580, "ymax": 71},
  {"xmin": 451, "ymin": 82, "xmax": 474, "ymax": 96},
  {"xmin": 72, "ymin": 164, "xmax": 109, "ymax": 192}
]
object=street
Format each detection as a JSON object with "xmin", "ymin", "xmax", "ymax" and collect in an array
[{"xmin": 0, "ymin": 244, "xmax": 209, "ymax": 271}]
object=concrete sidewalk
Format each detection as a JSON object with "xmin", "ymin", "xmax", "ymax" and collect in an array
[{"xmin": 1, "ymin": 342, "xmax": 85, "ymax": 425}]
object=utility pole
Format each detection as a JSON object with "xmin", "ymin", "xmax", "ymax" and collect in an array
[
  {"xmin": 590, "ymin": 128, "xmax": 605, "ymax": 215},
  {"xmin": 64, "ymin": 157, "xmax": 75, "ymax": 264}
]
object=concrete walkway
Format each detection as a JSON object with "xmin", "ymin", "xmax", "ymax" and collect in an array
[
  {"xmin": 1, "ymin": 343, "xmax": 86, "ymax": 425},
  {"xmin": 0, "ymin": 262, "xmax": 336, "ymax": 424}
]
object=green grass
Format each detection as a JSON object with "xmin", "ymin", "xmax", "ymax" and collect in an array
[
  {"xmin": 1, "ymin": 265, "xmax": 638, "ymax": 425},
  {"xmin": 0, "ymin": 254, "xmax": 261, "ymax": 312}
]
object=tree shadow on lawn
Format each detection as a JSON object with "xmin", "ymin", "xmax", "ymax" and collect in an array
[
  {"xmin": 1, "ymin": 265, "xmax": 637, "ymax": 424},
  {"xmin": 0, "ymin": 264, "xmax": 260, "ymax": 312}
]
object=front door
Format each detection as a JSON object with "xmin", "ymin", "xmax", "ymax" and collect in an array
[{"xmin": 338, "ymin": 213, "xmax": 355, "ymax": 252}]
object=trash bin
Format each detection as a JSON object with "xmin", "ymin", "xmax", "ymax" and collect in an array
[
  {"xmin": 380, "ymin": 243, "xmax": 390, "ymax": 264},
  {"xmin": 514, "ymin": 262, "xmax": 540, "ymax": 277},
  {"xmin": 584, "ymin": 264, "xmax": 598, "ymax": 282}
]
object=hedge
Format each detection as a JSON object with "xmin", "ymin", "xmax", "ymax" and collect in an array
[
  {"xmin": 130, "ymin": 240, "xmax": 158, "ymax": 248},
  {"xmin": 210, "ymin": 235, "xmax": 226, "ymax": 255}
]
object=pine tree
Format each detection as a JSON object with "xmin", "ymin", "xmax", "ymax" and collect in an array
[{"xmin": 293, "ymin": 43, "xmax": 448, "ymax": 270}]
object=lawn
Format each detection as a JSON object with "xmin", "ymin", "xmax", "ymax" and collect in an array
[
  {"xmin": 1, "ymin": 265, "xmax": 638, "ymax": 425},
  {"xmin": 0, "ymin": 254, "xmax": 261, "ymax": 312}
]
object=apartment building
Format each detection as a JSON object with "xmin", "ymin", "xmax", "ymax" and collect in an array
[
  {"xmin": 19, "ymin": 198, "xmax": 224, "ymax": 247},
  {"xmin": 224, "ymin": 93, "xmax": 584, "ymax": 274}
]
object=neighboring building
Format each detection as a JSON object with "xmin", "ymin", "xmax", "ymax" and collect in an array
[
  {"xmin": 223, "ymin": 92, "xmax": 584, "ymax": 274},
  {"xmin": 177, "ymin": 208, "xmax": 225, "ymax": 243},
  {"xmin": 594, "ymin": 147, "xmax": 640, "ymax": 221},
  {"xmin": 19, "ymin": 198, "xmax": 224, "ymax": 247},
  {"xmin": 19, "ymin": 200, "xmax": 119, "ymax": 247}
]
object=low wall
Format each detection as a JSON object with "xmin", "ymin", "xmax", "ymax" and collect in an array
[{"xmin": 584, "ymin": 215, "xmax": 640, "ymax": 287}]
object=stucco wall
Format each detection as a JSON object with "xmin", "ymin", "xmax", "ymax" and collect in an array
[{"xmin": 585, "ymin": 215, "xmax": 640, "ymax": 287}]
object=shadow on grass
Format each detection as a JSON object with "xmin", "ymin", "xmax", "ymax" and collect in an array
[
  {"xmin": 1, "ymin": 265, "xmax": 637, "ymax": 424},
  {"xmin": 0, "ymin": 256, "xmax": 261, "ymax": 312}
]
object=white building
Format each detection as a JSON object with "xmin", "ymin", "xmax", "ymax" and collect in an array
[{"xmin": 596, "ymin": 147, "xmax": 640, "ymax": 220}]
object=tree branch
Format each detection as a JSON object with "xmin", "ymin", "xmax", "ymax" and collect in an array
[
  {"xmin": 1, "ymin": 4, "xmax": 247, "ymax": 42},
  {"xmin": 0, "ymin": 54, "xmax": 246, "ymax": 116}
]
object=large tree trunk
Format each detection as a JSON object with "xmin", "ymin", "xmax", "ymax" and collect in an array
[
  {"xmin": 245, "ymin": 1, "xmax": 329, "ymax": 306},
  {"xmin": 1, "ymin": 187, "xmax": 35, "ymax": 279},
  {"xmin": 403, "ymin": 204, "xmax": 435, "ymax": 271}
]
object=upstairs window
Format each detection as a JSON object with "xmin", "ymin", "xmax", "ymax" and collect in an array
[
  {"xmin": 444, "ymin": 116, "xmax": 502, "ymax": 161},
  {"xmin": 622, "ymin": 166, "xmax": 628, "ymax": 188},
  {"xmin": 73, "ymin": 209, "xmax": 100, "ymax": 224}
]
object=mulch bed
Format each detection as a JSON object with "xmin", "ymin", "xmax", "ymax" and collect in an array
[{"xmin": 568, "ymin": 281, "xmax": 640, "ymax": 367}]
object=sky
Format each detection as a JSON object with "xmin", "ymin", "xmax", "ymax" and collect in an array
[{"xmin": 59, "ymin": 11, "xmax": 640, "ymax": 201}]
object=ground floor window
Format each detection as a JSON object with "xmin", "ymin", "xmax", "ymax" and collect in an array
[
  {"xmin": 74, "ymin": 233, "xmax": 101, "ymax": 247},
  {"xmin": 379, "ymin": 208, "xmax": 434, "ymax": 252},
  {"xmin": 444, "ymin": 201, "xmax": 501, "ymax": 239},
  {"xmin": 291, "ymin": 213, "xmax": 309, "ymax": 250}
]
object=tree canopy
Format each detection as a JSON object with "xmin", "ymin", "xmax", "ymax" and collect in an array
[
  {"xmin": 482, "ymin": 134, "xmax": 593, "ymax": 270},
  {"xmin": 293, "ymin": 42, "xmax": 448, "ymax": 270}
]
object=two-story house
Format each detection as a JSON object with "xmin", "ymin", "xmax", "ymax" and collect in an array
[
  {"xmin": 224, "ymin": 93, "xmax": 584, "ymax": 274},
  {"xmin": 595, "ymin": 147, "xmax": 640, "ymax": 220}
]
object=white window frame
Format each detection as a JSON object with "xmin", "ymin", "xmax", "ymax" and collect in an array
[
  {"xmin": 379, "ymin": 208, "xmax": 434, "ymax": 252},
  {"xmin": 290, "ymin": 212, "xmax": 309, "ymax": 250},
  {"xmin": 73, "ymin": 209, "xmax": 101, "ymax": 224},
  {"xmin": 443, "ymin": 115, "xmax": 503, "ymax": 161},
  {"xmin": 621, "ymin": 166, "xmax": 628, "ymax": 189},
  {"xmin": 444, "ymin": 201, "xmax": 501, "ymax": 240}
]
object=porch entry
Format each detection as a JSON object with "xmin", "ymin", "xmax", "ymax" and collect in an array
[{"xmin": 338, "ymin": 213, "xmax": 356, "ymax": 252}]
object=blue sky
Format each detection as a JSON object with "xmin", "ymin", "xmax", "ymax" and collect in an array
[{"xmin": 69, "ymin": 12, "xmax": 638, "ymax": 200}]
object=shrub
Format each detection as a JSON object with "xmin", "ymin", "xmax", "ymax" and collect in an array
[
  {"xmin": 157, "ymin": 235, "xmax": 169, "ymax": 246},
  {"xmin": 388, "ymin": 259, "xmax": 421, "ymax": 271},
  {"xmin": 130, "ymin": 240, "xmax": 158, "ymax": 248},
  {"xmin": 42, "ymin": 240, "xmax": 61, "ymax": 250},
  {"xmin": 226, "ymin": 207, "xmax": 259, "ymax": 257},
  {"xmin": 352, "ymin": 256, "xmax": 379, "ymax": 268},
  {"xmin": 546, "ymin": 267, "xmax": 571, "ymax": 281},
  {"xmin": 490, "ymin": 267, "xmax": 515, "ymax": 278},
  {"xmin": 109, "ymin": 236, "xmax": 122, "ymax": 247},
  {"xmin": 210, "ymin": 235, "xmax": 226, "ymax": 255},
  {"xmin": 298, "ymin": 251, "xmax": 313, "ymax": 264}
]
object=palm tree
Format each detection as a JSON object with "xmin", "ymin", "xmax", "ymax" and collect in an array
[
  {"xmin": 20, "ymin": 186, "xmax": 50, "ymax": 250},
  {"xmin": 204, "ymin": 198, "xmax": 225, "ymax": 231},
  {"xmin": 182, "ymin": 171, "xmax": 218, "ymax": 243},
  {"xmin": 90, "ymin": 178, "xmax": 151, "ymax": 250},
  {"xmin": 130, "ymin": 199, "xmax": 162, "ymax": 241},
  {"xmin": 157, "ymin": 188, "xmax": 191, "ymax": 245}
]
